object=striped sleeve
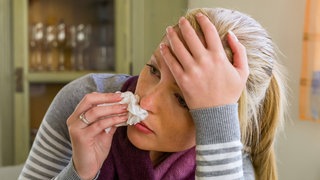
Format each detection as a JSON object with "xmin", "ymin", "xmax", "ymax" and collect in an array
[
  {"xmin": 19, "ymin": 120, "xmax": 75, "ymax": 179},
  {"xmin": 190, "ymin": 104, "xmax": 245, "ymax": 180},
  {"xmin": 18, "ymin": 75, "xmax": 96, "ymax": 180},
  {"xmin": 196, "ymin": 142, "xmax": 243, "ymax": 179}
]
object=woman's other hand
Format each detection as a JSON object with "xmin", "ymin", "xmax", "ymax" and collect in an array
[
  {"xmin": 161, "ymin": 13, "xmax": 249, "ymax": 109},
  {"xmin": 66, "ymin": 92, "xmax": 128, "ymax": 179}
]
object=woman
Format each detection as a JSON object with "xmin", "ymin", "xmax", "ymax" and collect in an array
[{"xmin": 19, "ymin": 8, "xmax": 287, "ymax": 180}]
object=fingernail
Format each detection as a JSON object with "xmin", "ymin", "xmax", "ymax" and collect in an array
[
  {"xmin": 160, "ymin": 43, "xmax": 166, "ymax": 50},
  {"xmin": 115, "ymin": 93, "xmax": 123, "ymax": 100},
  {"xmin": 160, "ymin": 43, "xmax": 164, "ymax": 49},
  {"xmin": 196, "ymin": 13, "xmax": 204, "ymax": 17},
  {"xmin": 228, "ymin": 30, "xmax": 239, "ymax": 42},
  {"xmin": 166, "ymin": 26, "xmax": 172, "ymax": 33},
  {"xmin": 105, "ymin": 127, "xmax": 111, "ymax": 133},
  {"xmin": 179, "ymin": 17, "xmax": 186, "ymax": 25},
  {"xmin": 121, "ymin": 104, "xmax": 128, "ymax": 110},
  {"xmin": 122, "ymin": 114, "xmax": 129, "ymax": 119}
]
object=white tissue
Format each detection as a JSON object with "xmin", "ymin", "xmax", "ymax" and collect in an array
[{"xmin": 99, "ymin": 91, "xmax": 148, "ymax": 133}]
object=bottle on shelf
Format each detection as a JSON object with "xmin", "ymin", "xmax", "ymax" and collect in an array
[
  {"xmin": 44, "ymin": 25, "xmax": 59, "ymax": 71},
  {"xmin": 29, "ymin": 22, "xmax": 45, "ymax": 71},
  {"xmin": 56, "ymin": 20, "xmax": 67, "ymax": 71}
]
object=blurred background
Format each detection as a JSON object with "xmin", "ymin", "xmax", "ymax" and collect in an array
[{"xmin": 0, "ymin": 0, "xmax": 320, "ymax": 179}]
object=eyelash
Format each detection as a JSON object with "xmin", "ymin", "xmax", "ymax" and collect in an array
[
  {"xmin": 174, "ymin": 93, "xmax": 189, "ymax": 109},
  {"xmin": 145, "ymin": 63, "xmax": 189, "ymax": 110},
  {"xmin": 146, "ymin": 63, "xmax": 160, "ymax": 78}
]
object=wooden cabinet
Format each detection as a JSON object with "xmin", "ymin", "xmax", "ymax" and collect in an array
[
  {"xmin": 12, "ymin": 0, "xmax": 129, "ymax": 164},
  {"xmin": 12, "ymin": 0, "xmax": 186, "ymax": 164}
]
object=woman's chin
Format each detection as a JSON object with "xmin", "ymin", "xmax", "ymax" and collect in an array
[
  {"xmin": 127, "ymin": 127, "xmax": 194, "ymax": 153},
  {"xmin": 127, "ymin": 126, "xmax": 151, "ymax": 151}
]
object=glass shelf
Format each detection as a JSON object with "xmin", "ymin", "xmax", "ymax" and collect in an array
[{"xmin": 27, "ymin": 71, "xmax": 113, "ymax": 83}]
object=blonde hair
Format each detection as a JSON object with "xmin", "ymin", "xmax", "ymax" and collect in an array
[{"xmin": 181, "ymin": 8, "xmax": 288, "ymax": 180}]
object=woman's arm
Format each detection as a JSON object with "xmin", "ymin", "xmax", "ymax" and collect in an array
[
  {"xmin": 160, "ymin": 13, "xmax": 251, "ymax": 179},
  {"xmin": 191, "ymin": 105, "xmax": 254, "ymax": 179},
  {"xmin": 18, "ymin": 74, "xmax": 129, "ymax": 179}
]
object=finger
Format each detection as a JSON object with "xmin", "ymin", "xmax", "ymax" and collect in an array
[
  {"xmin": 68, "ymin": 112, "xmax": 127, "ymax": 143},
  {"xmin": 83, "ymin": 114, "xmax": 128, "ymax": 137},
  {"xmin": 79, "ymin": 112, "xmax": 91, "ymax": 126},
  {"xmin": 227, "ymin": 31, "xmax": 249, "ymax": 78},
  {"xmin": 75, "ymin": 92, "xmax": 122, "ymax": 115},
  {"xmin": 160, "ymin": 43, "xmax": 184, "ymax": 79},
  {"xmin": 72, "ymin": 103, "xmax": 127, "ymax": 130},
  {"xmin": 166, "ymin": 26, "xmax": 193, "ymax": 69},
  {"xmin": 84, "ymin": 104, "xmax": 128, "ymax": 123},
  {"xmin": 196, "ymin": 13, "xmax": 224, "ymax": 52},
  {"xmin": 178, "ymin": 17, "xmax": 206, "ymax": 58}
]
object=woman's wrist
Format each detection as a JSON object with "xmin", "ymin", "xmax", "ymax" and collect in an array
[{"xmin": 190, "ymin": 104, "xmax": 241, "ymax": 145}]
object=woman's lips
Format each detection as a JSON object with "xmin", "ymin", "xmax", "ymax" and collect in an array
[{"xmin": 134, "ymin": 122, "xmax": 154, "ymax": 134}]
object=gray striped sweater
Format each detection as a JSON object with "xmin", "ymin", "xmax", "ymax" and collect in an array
[{"xmin": 18, "ymin": 74, "xmax": 254, "ymax": 180}]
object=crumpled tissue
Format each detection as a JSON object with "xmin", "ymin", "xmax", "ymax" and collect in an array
[{"xmin": 99, "ymin": 91, "xmax": 148, "ymax": 133}]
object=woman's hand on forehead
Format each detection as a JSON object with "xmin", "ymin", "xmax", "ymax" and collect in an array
[{"xmin": 160, "ymin": 13, "xmax": 249, "ymax": 109}]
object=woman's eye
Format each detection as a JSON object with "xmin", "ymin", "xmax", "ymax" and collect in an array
[
  {"xmin": 174, "ymin": 93, "xmax": 189, "ymax": 109},
  {"xmin": 146, "ymin": 63, "xmax": 160, "ymax": 78}
]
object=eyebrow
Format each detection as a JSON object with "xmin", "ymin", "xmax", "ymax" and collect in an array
[
  {"xmin": 153, "ymin": 52, "xmax": 162, "ymax": 69},
  {"xmin": 154, "ymin": 51, "xmax": 181, "ymax": 87}
]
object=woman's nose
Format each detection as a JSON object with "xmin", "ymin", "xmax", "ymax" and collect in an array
[{"xmin": 139, "ymin": 86, "xmax": 163, "ymax": 113}]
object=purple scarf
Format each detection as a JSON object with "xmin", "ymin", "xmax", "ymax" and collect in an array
[{"xmin": 97, "ymin": 76, "xmax": 196, "ymax": 180}]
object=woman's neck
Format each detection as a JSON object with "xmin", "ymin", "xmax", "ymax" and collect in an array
[{"xmin": 149, "ymin": 151, "xmax": 170, "ymax": 166}]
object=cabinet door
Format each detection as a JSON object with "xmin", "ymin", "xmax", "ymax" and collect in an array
[
  {"xmin": 13, "ymin": 0, "xmax": 29, "ymax": 164},
  {"xmin": 12, "ymin": 0, "xmax": 132, "ymax": 164},
  {"xmin": 0, "ymin": 0, "xmax": 15, "ymax": 166},
  {"xmin": 115, "ymin": 0, "xmax": 132, "ymax": 74},
  {"xmin": 131, "ymin": 0, "xmax": 187, "ymax": 75}
]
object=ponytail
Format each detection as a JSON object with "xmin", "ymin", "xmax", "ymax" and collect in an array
[{"xmin": 249, "ymin": 70, "xmax": 286, "ymax": 180}]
